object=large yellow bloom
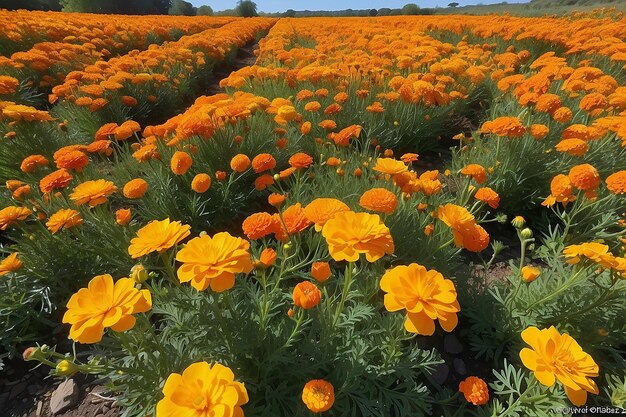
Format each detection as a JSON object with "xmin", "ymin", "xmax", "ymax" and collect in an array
[
  {"xmin": 156, "ymin": 362, "xmax": 248, "ymax": 417},
  {"xmin": 303, "ymin": 198, "xmax": 351, "ymax": 232},
  {"xmin": 520, "ymin": 326, "xmax": 599, "ymax": 406},
  {"xmin": 0, "ymin": 206, "xmax": 32, "ymax": 230},
  {"xmin": 128, "ymin": 218, "xmax": 191, "ymax": 259},
  {"xmin": 69, "ymin": 179, "xmax": 117, "ymax": 207},
  {"xmin": 372, "ymin": 157, "xmax": 407, "ymax": 176},
  {"xmin": 321, "ymin": 211, "xmax": 394, "ymax": 262},
  {"xmin": 62, "ymin": 274, "xmax": 152, "ymax": 344},
  {"xmin": 0, "ymin": 252, "xmax": 23, "ymax": 276},
  {"xmin": 176, "ymin": 232, "xmax": 253, "ymax": 291},
  {"xmin": 46, "ymin": 208, "xmax": 83, "ymax": 234},
  {"xmin": 563, "ymin": 242, "xmax": 617, "ymax": 269},
  {"xmin": 380, "ymin": 263, "xmax": 460, "ymax": 335}
]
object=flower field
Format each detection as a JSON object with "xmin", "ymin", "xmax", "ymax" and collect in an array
[{"xmin": 1, "ymin": 8, "xmax": 626, "ymax": 417}]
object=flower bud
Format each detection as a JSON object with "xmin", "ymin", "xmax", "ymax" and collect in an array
[
  {"xmin": 130, "ymin": 264, "xmax": 148, "ymax": 284},
  {"xmin": 55, "ymin": 359, "xmax": 79, "ymax": 377},
  {"xmin": 521, "ymin": 228, "xmax": 533, "ymax": 239},
  {"xmin": 511, "ymin": 216, "xmax": 526, "ymax": 229}
]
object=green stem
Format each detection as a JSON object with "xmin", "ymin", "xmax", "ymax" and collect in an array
[
  {"xmin": 525, "ymin": 268, "xmax": 585, "ymax": 312},
  {"xmin": 283, "ymin": 309, "xmax": 304, "ymax": 349},
  {"xmin": 159, "ymin": 251, "xmax": 179, "ymax": 286},
  {"xmin": 333, "ymin": 262, "xmax": 354, "ymax": 327}
]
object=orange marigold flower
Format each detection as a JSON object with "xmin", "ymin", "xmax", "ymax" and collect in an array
[
  {"xmin": 215, "ymin": 170, "xmax": 227, "ymax": 182},
  {"xmin": 116, "ymin": 208, "xmax": 132, "ymax": 226},
  {"xmin": 191, "ymin": 173, "xmax": 211, "ymax": 193},
  {"xmin": 274, "ymin": 203, "xmax": 312, "ymax": 240},
  {"xmin": 128, "ymin": 218, "xmax": 191, "ymax": 259},
  {"xmin": 254, "ymin": 174, "xmax": 274, "ymax": 191},
  {"xmin": 331, "ymin": 124, "xmax": 362, "ymax": 147},
  {"xmin": 0, "ymin": 76, "xmax": 19, "ymax": 95},
  {"xmin": 326, "ymin": 157, "xmax": 341, "ymax": 167},
  {"xmin": 293, "ymin": 281, "xmax": 322, "ymax": 309},
  {"xmin": 380, "ymin": 263, "xmax": 460, "ymax": 335},
  {"xmin": 304, "ymin": 198, "xmax": 351, "ymax": 232},
  {"xmin": 251, "ymin": 153, "xmax": 276, "ymax": 173},
  {"xmin": 176, "ymin": 232, "xmax": 253, "ymax": 292},
  {"xmin": 553, "ymin": 106, "xmax": 573, "ymax": 123},
  {"xmin": 324, "ymin": 103, "xmax": 342, "ymax": 115},
  {"xmin": 568, "ymin": 164, "xmax": 600, "ymax": 192},
  {"xmin": 300, "ymin": 121, "xmax": 312, "ymax": 135},
  {"xmin": 230, "ymin": 154, "xmax": 251, "ymax": 173},
  {"xmin": 46, "ymin": 208, "xmax": 83, "ymax": 234},
  {"xmin": 400, "ymin": 153, "xmax": 419, "ymax": 163},
  {"xmin": 12, "ymin": 185, "xmax": 31, "ymax": 201},
  {"xmin": 170, "ymin": 151, "xmax": 192, "ymax": 175},
  {"xmin": 461, "ymin": 164, "xmax": 487, "ymax": 184},
  {"xmin": 304, "ymin": 101, "xmax": 321, "ymax": 112},
  {"xmin": 480, "ymin": 116, "xmax": 526, "ymax": 137},
  {"xmin": 535, "ymin": 93, "xmax": 561, "ymax": 114},
  {"xmin": 114, "ymin": 120, "xmax": 140, "ymax": 141},
  {"xmin": 521, "ymin": 265, "xmax": 541, "ymax": 283},
  {"xmin": 39, "ymin": 169, "xmax": 72, "ymax": 194},
  {"xmin": 605, "ymin": 171, "xmax": 625, "ymax": 195},
  {"xmin": 530, "ymin": 124, "xmax": 549, "ymax": 140},
  {"xmin": 62, "ymin": 274, "xmax": 151, "ymax": 344},
  {"xmin": 268, "ymin": 193, "xmax": 286, "ymax": 208},
  {"xmin": 20, "ymin": 154, "xmax": 49, "ymax": 173},
  {"xmin": 520, "ymin": 326, "xmax": 599, "ymax": 406},
  {"xmin": 311, "ymin": 261, "xmax": 331, "ymax": 282},
  {"xmin": 437, "ymin": 204, "xmax": 490, "ymax": 252},
  {"xmin": 302, "ymin": 380, "xmax": 334, "ymax": 413},
  {"xmin": 579, "ymin": 92, "xmax": 608, "ymax": 114},
  {"xmin": 318, "ymin": 119, "xmax": 337, "ymax": 130},
  {"xmin": 123, "ymin": 178, "xmax": 148, "ymax": 199},
  {"xmin": 242, "ymin": 212, "xmax": 276, "ymax": 240},
  {"xmin": 258, "ymin": 247, "xmax": 277, "ymax": 268},
  {"xmin": 288, "ymin": 152, "xmax": 313, "ymax": 169},
  {"xmin": 69, "ymin": 179, "xmax": 117, "ymax": 207},
  {"xmin": 156, "ymin": 362, "xmax": 248, "ymax": 417},
  {"xmin": 322, "ymin": 211, "xmax": 394, "ymax": 262},
  {"xmin": 556, "ymin": 139, "xmax": 588, "ymax": 157},
  {"xmin": 474, "ymin": 187, "xmax": 500, "ymax": 209},
  {"xmin": 0, "ymin": 252, "xmax": 22, "ymax": 276},
  {"xmin": 459, "ymin": 376, "xmax": 489, "ymax": 406},
  {"xmin": 373, "ymin": 157, "xmax": 407, "ymax": 176},
  {"xmin": 359, "ymin": 188, "xmax": 398, "ymax": 214},
  {"xmin": 0, "ymin": 206, "xmax": 32, "ymax": 230}
]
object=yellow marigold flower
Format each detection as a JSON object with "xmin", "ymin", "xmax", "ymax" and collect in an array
[
  {"xmin": 521, "ymin": 265, "xmax": 541, "ymax": 282},
  {"xmin": 46, "ymin": 208, "xmax": 83, "ymax": 234},
  {"xmin": 0, "ymin": 252, "xmax": 23, "ymax": 276},
  {"xmin": 563, "ymin": 242, "xmax": 617, "ymax": 269},
  {"xmin": 62, "ymin": 274, "xmax": 152, "ymax": 344},
  {"xmin": 176, "ymin": 232, "xmax": 253, "ymax": 292},
  {"xmin": 380, "ymin": 263, "xmax": 460, "ymax": 335},
  {"xmin": 69, "ymin": 179, "xmax": 117, "ymax": 207},
  {"xmin": 156, "ymin": 362, "xmax": 248, "ymax": 417},
  {"xmin": 304, "ymin": 198, "xmax": 351, "ymax": 232},
  {"xmin": 123, "ymin": 178, "xmax": 148, "ymax": 199},
  {"xmin": 322, "ymin": 211, "xmax": 394, "ymax": 262},
  {"xmin": 302, "ymin": 379, "xmax": 335, "ymax": 413},
  {"xmin": 520, "ymin": 326, "xmax": 599, "ymax": 406},
  {"xmin": 459, "ymin": 376, "xmax": 489, "ymax": 405},
  {"xmin": 372, "ymin": 157, "xmax": 407, "ymax": 176},
  {"xmin": 128, "ymin": 218, "xmax": 191, "ymax": 259},
  {"xmin": 437, "ymin": 204, "xmax": 490, "ymax": 252},
  {"xmin": 0, "ymin": 206, "xmax": 32, "ymax": 230},
  {"xmin": 359, "ymin": 188, "xmax": 398, "ymax": 214},
  {"xmin": 292, "ymin": 281, "xmax": 322, "ymax": 309}
]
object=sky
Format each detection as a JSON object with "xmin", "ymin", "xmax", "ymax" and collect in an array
[{"xmin": 189, "ymin": 0, "xmax": 528, "ymax": 13}]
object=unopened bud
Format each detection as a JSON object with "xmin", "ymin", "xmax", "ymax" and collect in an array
[
  {"xmin": 55, "ymin": 359, "xmax": 79, "ymax": 377},
  {"xmin": 521, "ymin": 228, "xmax": 533, "ymax": 240},
  {"xmin": 511, "ymin": 216, "xmax": 526, "ymax": 229},
  {"xmin": 130, "ymin": 264, "xmax": 148, "ymax": 284}
]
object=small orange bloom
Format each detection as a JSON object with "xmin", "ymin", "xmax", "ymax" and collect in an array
[
  {"xmin": 230, "ymin": 154, "xmax": 251, "ymax": 173},
  {"xmin": 302, "ymin": 380, "xmax": 334, "ymax": 413},
  {"xmin": 170, "ymin": 151, "xmax": 192, "ymax": 175},
  {"xmin": 459, "ymin": 376, "xmax": 489, "ymax": 406},
  {"xmin": 123, "ymin": 179, "xmax": 148, "ymax": 199},
  {"xmin": 251, "ymin": 153, "xmax": 276, "ymax": 173},
  {"xmin": 116, "ymin": 208, "xmax": 132, "ymax": 226},
  {"xmin": 311, "ymin": 261, "xmax": 331, "ymax": 282},
  {"xmin": 359, "ymin": 188, "xmax": 398, "ymax": 214},
  {"xmin": 292, "ymin": 281, "xmax": 322, "ymax": 309},
  {"xmin": 191, "ymin": 173, "xmax": 211, "ymax": 193}
]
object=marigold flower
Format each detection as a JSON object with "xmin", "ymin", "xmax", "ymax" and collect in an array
[
  {"xmin": 332, "ymin": 124, "xmax": 362, "ymax": 147},
  {"xmin": 553, "ymin": 106, "xmax": 573, "ymax": 123},
  {"xmin": 530, "ymin": 124, "xmax": 549, "ymax": 140},
  {"xmin": 0, "ymin": 253, "xmax": 22, "ymax": 276},
  {"xmin": 318, "ymin": 119, "xmax": 337, "ymax": 130},
  {"xmin": 520, "ymin": 326, "xmax": 599, "ymax": 406},
  {"xmin": 459, "ymin": 376, "xmax": 489, "ymax": 406},
  {"xmin": 568, "ymin": 164, "xmax": 600, "ymax": 192},
  {"xmin": 322, "ymin": 211, "xmax": 394, "ymax": 262},
  {"xmin": 556, "ymin": 139, "xmax": 588, "ymax": 157},
  {"xmin": 437, "ymin": 204, "xmax": 490, "ymax": 252},
  {"xmin": 39, "ymin": 169, "xmax": 73, "ymax": 194},
  {"xmin": 242, "ymin": 212, "xmax": 277, "ymax": 240},
  {"xmin": 20, "ymin": 154, "xmax": 49, "ymax": 173},
  {"xmin": 191, "ymin": 173, "xmax": 211, "ymax": 193},
  {"xmin": 474, "ymin": 187, "xmax": 500, "ymax": 209},
  {"xmin": 123, "ymin": 178, "xmax": 148, "ymax": 199},
  {"xmin": 156, "ymin": 362, "xmax": 248, "ymax": 417},
  {"xmin": 0, "ymin": 76, "xmax": 19, "ymax": 95},
  {"xmin": 288, "ymin": 152, "xmax": 313, "ymax": 169},
  {"xmin": 301, "ymin": 121, "xmax": 312, "ymax": 135},
  {"xmin": 535, "ymin": 93, "xmax": 561, "ymax": 114},
  {"xmin": 274, "ymin": 203, "xmax": 312, "ymax": 240},
  {"xmin": 116, "ymin": 208, "xmax": 132, "ymax": 226},
  {"xmin": 176, "ymin": 232, "xmax": 253, "ymax": 292},
  {"xmin": 372, "ymin": 157, "xmax": 407, "ymax": 176},
  {"xmin": 605, "ymin": 170, "xmax": 625, "ymax": 194},
  {"xmin": 400, "ymin": 153, "xmax": 419, "ymax": 163},
  {"xmin": 293, "ymin": 281, "xmax": 322, "ymax": 309},
  {"xmin": 170, "ymin": 151, "xmax": 192, "ymax": 175},
  {"xmin": 254, "ymin": 174, "xmax": 274, "ymax": 190},
  {"xmin": 215, "ymin": 171, "xmax": 227, "ymax": 181},
  {"xmin": 230, "ymin": 154, "xmax": 251, "ymax": 173},
  {"xmin": 62, "ymin": 274, "xmax": 151, "ymax": 344},
  {"xmin": 46, "ymin": 209, "xmax": 83, "ymax": 234},
  {"xmin": 304, "ymin": 198, "xmax": 351, "ymax": 231},
  {"xmin": 359, "ymin": 188, "xmax": 398, "ymax": 214},
  {"xmin": 326, "ymin": 157, "xmax": 341, "ymax": 167},
  {"xmin": 381, "ymin": 263, "xmax": 459, "ymax": 335},
  {"xmin": 251, "ymin": 153, "xmax": 276, "ymax": 173},
  {"xmin": 563, "ymin": 242, "xmax": 617, "ymax": 269},
  {"xmin": 461, "ymin": 164, "xmax": 487, "ymax": 184},
  {"xmin": 543, "ymin": 174, "xmax": 576, "ymax": 207},
  {"xmin": 12, "ymin": 185, "xmax": 30, "ymax": 201},
  {"xmin": 480, "ymin": 116, "xmax": 526, "ymax": 137},
  {"xmin": 55, "ymin": 150, "xmax": 89, "ymax": 172},
  {"xmin": 128, "ymin": 218, "xmax": 191, "ymax": 259},
  {"xmin": 302, "ymin": 380, "xmax": 334, "ymax": 413},
  {"xmin": 268, "ymin": 193, "xmax": 286, "ymax": 208},
  {"xmin": 311, "ymin": 261, "xmax": 331, "ymax": 282},
  {"xmin": 0, "ymin": 206, "xmax": 32, "ymax": 230},
  {"xmin": 258, "ymin": 248, "xmax": 277, "ymax": 268},
  {"xmin": 114, "ymin": 120, "xmax": 140, "ymax": 141},
  {"xmin": 70, "ymin": 179, "xmax": 117, "ymax": 207},
  {"xmin": 521, "ymin": 265, "xmax": 541, "ymax": 282}
]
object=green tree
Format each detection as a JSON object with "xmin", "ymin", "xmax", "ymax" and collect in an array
[
  {"xmin": 60, "ymin": 0, "xmax": 170, "ymax": 14},
  {"xmin": 169, "ymin": 0, "xmax": 195, "ymax": 15},
  {"xmin": 377, "ymin": 7, "xmax": 392, "ymax": 15},
  {"xmin": 236, "ymin": 0, "xmax": 257, "ymax": 17},
  {"xmin": 283, "ymin": 8, "xmax": 296, "ymax": 17},
  {"xmin": 3, "ymin": 0, "xmax": 61, "ymax": 10},
  {"xmin": 369, "ymin": 8, "xmax": 378, "ymax": 16},
  {"xmin": 196, "ymin": 5, "xmax": 214, "ymax": 15},
  {"xmin": 401, "ymin": 3, "xmax": 420, "ymax": 14},
  {"xmin": 448, "ymin": 2, "xmax": 459, "ymax": 6}
]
